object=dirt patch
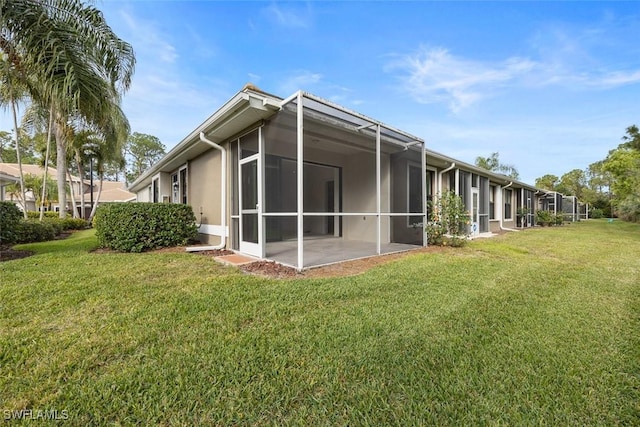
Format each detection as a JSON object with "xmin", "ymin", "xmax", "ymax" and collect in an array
[
  {"xmin": 0, "ymin": 246, "xmax": 34, "ymax": 262},
  {"xmin": 197, "ymin": 249, "xmax": 234, "ymax": 256},
  {"xmin": 241, "ymin": 260, "xmax": 301, "ymax": 279}
]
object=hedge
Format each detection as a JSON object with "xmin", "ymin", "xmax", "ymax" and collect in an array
[
  {"xmin": 16, "ymin": 220, "xmax": 56, "ymax": 243},
  {"xmin": 93, "ymin": 203, "xmax": 199, "ymax": 252},
  {"xmin": 0, "ymin": 201, "xmax": 23, "ymax": 245}
]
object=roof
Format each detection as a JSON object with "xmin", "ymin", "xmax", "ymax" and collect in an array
[
  {"xmin": 0, "ymin": 163, "xmax": 82, "ymax": 182},
  {"xmin": 129, "ymin": 85, "xmax": 282, "ymax": 192},
  {"xmin": 128, "ymin": 86, "xmax": 542, "ymax": 194},
  {"xmin": 92, "ymin": 184, "xmax": 136, "ymax": 203},
  {"xmin": 0, "ymin": 163, "xmax": 134, "ymax": 203},
  {"xmin": 424, "ymin": 148, "xmax": 539, "ymax": 191}
]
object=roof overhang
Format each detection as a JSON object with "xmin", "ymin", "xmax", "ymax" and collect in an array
[
  {"xmin": 0, "ymin": 171, "xmax": 19, "ymax": 185},
  {"xmin": 129, "ymin": 89, "xmax": 281, "ymax": 192}
]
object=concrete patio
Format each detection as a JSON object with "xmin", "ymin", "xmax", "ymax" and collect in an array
[{"xmin": 265, "ymin": 235, "xmax": 421, "ymax": 269}]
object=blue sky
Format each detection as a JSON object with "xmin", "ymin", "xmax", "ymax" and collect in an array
[{"xmin": 13, "ymin": 1, "xmax": 640, "ymax": 184}]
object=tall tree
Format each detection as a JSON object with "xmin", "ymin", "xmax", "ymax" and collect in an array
[
  {"xmin": 534, "ymin": 174, "xmax": 559, "ymax": 191},
  {"xmin": 602, "ymin": 126, "xmax": 640, "ymax": 221},
  {"xmin": 621, "ymin": 125, "xmax": 640, "ymax": 151},
  {"xmin": 1, "ymin": 0, "xmax": 135, "ymax": 218},
  {"xmin": 125, "ymin": 132, "xmax": 166, "ymax": 184},
  {"xmin": 0, "ymin": 57, "xmax": 28, "ymax": 217},
  {"xmin": 557, "ymin": 169, "xmax": 587, "ymax": 199},
  {"xmin": 475, "ymin": 152, "xmax": 520, "ymax": 180}
]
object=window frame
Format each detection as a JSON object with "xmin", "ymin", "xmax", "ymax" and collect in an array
[
  {"xmin": 407, "ymin": 163, "xmax": 424, "ymax": 227},
  {"xmin": 504, "ymin": 188, "xmax": 512, "ymax": 220}
]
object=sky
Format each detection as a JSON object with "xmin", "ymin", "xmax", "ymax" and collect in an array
[{"xmin": 7, "ymin": 1, "xmax": 640, "ymax": 184}]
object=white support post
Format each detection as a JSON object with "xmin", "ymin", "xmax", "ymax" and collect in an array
[
  {"xmin": 376, "ymin": 124, "xmax": 381, "ymax": 255},
  {"xmin": 422, "ymin": 141, "xmax": 428, "ymax": 247},
  {"xmin": 296, "ymin": 92, "xmax": 304, "ymax": 270}
]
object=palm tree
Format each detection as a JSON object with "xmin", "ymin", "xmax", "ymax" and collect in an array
[
  {"xmin": 1, "ymin": 0, "xmax": 135, "ymax": 218},
  {"xmin": 22, "ymin": 102, "xmax": 56, "ymax": 220},
  {"xmin": 0, "ymin": 57, "xmax": 29, "ymax": 218}
]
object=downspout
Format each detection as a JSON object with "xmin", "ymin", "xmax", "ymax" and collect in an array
[
  {"xmin": 438, "ymin": 162, "xmax": 455, "ymax": 195},
  {"xmin": 185, "ymin": 132, "xmax": 227, "ymax": 251},
  {"xmin": 499, "ymin": 181, "xmax": 519, "ymax": 232}
]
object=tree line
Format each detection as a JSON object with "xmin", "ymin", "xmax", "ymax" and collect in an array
[
  {"xmin": 534, "ymin": 126, "xmax": 640, "ymax": 222},
  {"xmin": 1, "ymin": 0, "xmax": 166, "ymax": 220},
  {"xmin": 474, "ymin": 127, "xmax": 640, "ymax": 222},
  {"xmin": 1, "ymin": 0, "xmax": 134, "ymax": 220}
]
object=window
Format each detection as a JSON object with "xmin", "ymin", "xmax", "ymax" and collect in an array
[
  {"xmin": 408, "ymin": 165, "xmax": 423, "ymax": 225},
  {"xmin": 504, "ymin": 189, "xmax": 512, "ymax": 220},
  {"xmin": 489, "ymin": 185, "xmax": 496, "ymax": 220},
  {"xmin": 171, "ymin": 173, "xmax": 179, "ymax": 203},
  {"xmin": 171, "ymin": 166, "xmax": 188, "ymax": 204},
  {"xmin": 180, "ymin": 168, "xmax": 187, "ymax": 204},
  {"xmin": 152, "ymin": 178, "xmax": 159, "ymax": 203}
]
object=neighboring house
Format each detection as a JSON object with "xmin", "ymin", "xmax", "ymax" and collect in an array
[
  {"xmin": 0, "ymin": 163, "xmax": 134, "ymax": 217},
  {"xmin": 0, "ymin": 170, "xmax": 19, "ymax": 201},
  {"xmin": 424, "ymin": 148, "xmax": 541, "ymax": 233},
  {"xmin": 129, "ymin": 85, "xmax": 580, "ymax": 270}
]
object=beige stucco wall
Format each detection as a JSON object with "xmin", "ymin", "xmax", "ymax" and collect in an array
[
  {"xmin": 342, "ymin": 151, "xmax": 390, "ymax": 243},
  {"xmin": 188, "ymin": 148, "xmax": 223, "ymax": 246}
]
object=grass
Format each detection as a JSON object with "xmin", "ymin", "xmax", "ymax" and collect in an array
[{"xmin": 1, "ymin": 221, "xmax": 639, "ymax": 425}]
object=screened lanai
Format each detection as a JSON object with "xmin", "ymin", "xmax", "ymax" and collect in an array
[{"xmin": 230, "ymin": 91, "xmax": 426, "ymax": 270}]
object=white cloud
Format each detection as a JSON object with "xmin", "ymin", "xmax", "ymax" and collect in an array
[
  {"xmin": 277, "ymin": 70, "xmax": 323, "ymax": 95},
  {"xmin": 119, "ymin": 10, "xmax": 178, "ymax": 64},
  {"xmin": 585, "ymin": 70, "xmax": 640, "ymax": 88},
  {"xmin": 263, "ymin": 3, "xmax": 311, "ymax": 29},
  {"xmin": 388, "ymin": 47, "xmax": 536, "ymax": 112},
  {"xmin": 107, "ymin": 8, "xmax": 227, "ymax": 147}
]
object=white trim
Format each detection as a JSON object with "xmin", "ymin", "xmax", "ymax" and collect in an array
[
  {"xmin": 198, "ymin": 224, "xmax": 229, "ymax": 237},
  {"xmin": 296, "ymin": 91, "xmax": 304, "ymax": 270}
]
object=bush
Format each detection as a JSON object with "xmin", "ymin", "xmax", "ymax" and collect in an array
[
  {"xmin": 589, "ymin": 208, "xmax": 604, "ymax": 219},
  {"xmin": 26, "ymin": 211, "xmax": 59, "ymax": 219},
  {"xmin": 555, "ymin": 214, "xmax": 565, "ymax": 226},
  {"xmin": 60, "ymin": 218, "xmax": 89, "ymax": 230},
  {"xmin": 426, "ymin": 191, "xmax": 470, "ymax": 247},
  {"xmin": 426, "ymin": 222, "xmax": 445, "ymax": 246},
  {"xmin": 16, "ymin": 220, "xmax": 56, "ymax": 243},
  {"xmin": 0, "ymin": 201, "xmax": 23, "ymax": 245},
  {"xmin": 536, "ymin": 210, "xmax": 553, "ymax": 226},
  {"xmin": 94, "ymin": 203, "xmax": 199, "ymax": 252},
  {"xmin": 617, "ymin": 194, "xmax": 640, "ymax": 223}
]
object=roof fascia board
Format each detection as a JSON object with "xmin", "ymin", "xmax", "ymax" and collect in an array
[
  {"xmin": 425, "ymin": 147, "xmax": 538, "ymax": 190},
  {"xmin": 129, "ymin": 90, "xmax": 280, "ymax": 192}
]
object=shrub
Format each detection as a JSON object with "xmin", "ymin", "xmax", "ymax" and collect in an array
[
  {"xmin": 426, "ymin": 222, "xmax": 445, "ymax": 246},
  {"xmin": 94, "ymin": 203, "xmax": 199, "ymax": 252},
  {"xmin": 0, "ymin": 201, "xmax": 23, "ymax": 245},
  {"xmin": 426, "ymin": 191, "xmax": 470, "ymax": 247},
  {"xmin": 536, "ymin": 210, "xmax": 553, "ymax": 226},
  {"xmin": 554, "ymin": 214, "xmax": 565, "ymax": 226},
  {"xmin": 589, "ymin": 208, "xmax": 604, "ymax": 219},
  {"xmin": 16, "ymin": 220, "xmax": 56, "ymax": 243},
  {"xmin": 26, "ymin": 211, "xmax": 59, "ymax": 219},
  {"xmin": 60, "ymin": 218, "xmax": 89, "ymax": 230},
  {"xmin": 41, "ymin": 218, "xmax": 65, "ymax": 236},
  {"xmin": 617, "ymin": 195, "xmax": 640, "ymax": 223}
]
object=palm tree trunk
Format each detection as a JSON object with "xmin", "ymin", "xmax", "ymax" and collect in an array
[
  {"xmin": 10, "ymin": 95, "xmax": 28, "ymax": 219},
  {"xmin": 75, "ymin": 148, "xmax": 86, "ymax": 219},
  {"xmin": 39, "ymin": 106, "xmax": 54, "ymax": 221},
  {"xmin": 66, "ymin": 168, "xmax": 79, "ymax": 218},
  {"xmin": 55, "ymin": 121, "xmax": 67, "ymax": 218},
  {"xmin": 88, "ymin": 173, "xmax": 103, "ymax": 223}
]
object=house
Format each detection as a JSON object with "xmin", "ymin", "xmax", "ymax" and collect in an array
[
  {"xmin": 0, "ymin": 163, "xmax": 134, "ymax": 217},
  {"xmin": 129, "ymin": 85, "xmax": 577, "ymax": 270}
]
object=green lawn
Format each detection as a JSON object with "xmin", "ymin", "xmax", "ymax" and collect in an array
[{"xmin": 1, "ymin": 220, "xmax": 639, "ymax": 425}]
